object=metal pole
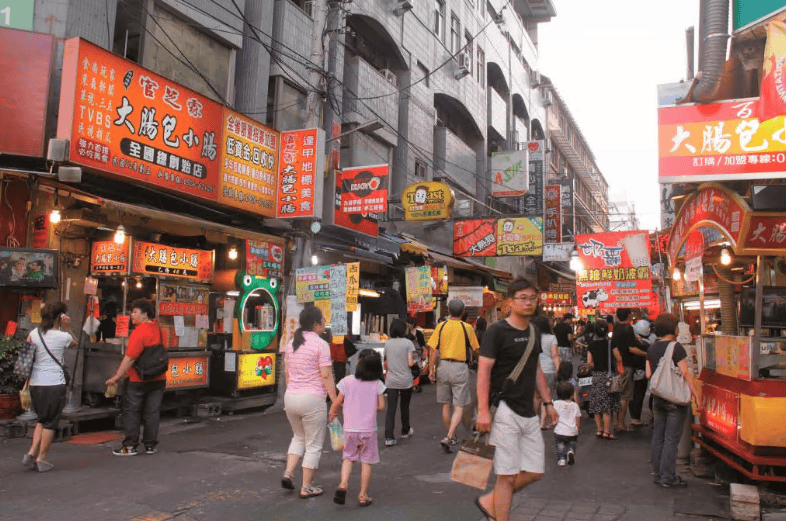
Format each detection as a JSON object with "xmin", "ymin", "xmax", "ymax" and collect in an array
[{"xmin": 304, "ymin": 0, "xmax": 328, "ymax": 129}]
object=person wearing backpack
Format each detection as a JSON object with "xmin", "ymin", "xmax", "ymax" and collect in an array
[
  {"xmin": 646, "ymin": 313, "xmax": 700, "ymax": 488},
  {"xmin": 106, "ymin": 298, "xmax": 167, "ymax": 456}
]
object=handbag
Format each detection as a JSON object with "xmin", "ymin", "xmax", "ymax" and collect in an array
[
  {"xmin": 649, "ymin": 341, "xmax": 691, "ymax": 405},
  {"xmin": 343, "ymin": 337, "xmax": 358, "ymax": 359},
  {"xmin": 38, "ymin": 329, "xmax": 71, "ymax": 386},
  {"xmin": 133, "ymin": 328, "xmax": 169, "ymax": 380},
  {"xmin": 12, "ymin": 339, "xmax": 36, "ymax": 379},
  {"xmin": 607, "ymin": 339, "xmax": 625, "ymax": 393},
  {"xmin": 19, "ymin": 380, "xmax": 31, "ymax": 411},
  {"xmin": 451, "ymin": 324, "xmax": 536, "ymax": 490}
]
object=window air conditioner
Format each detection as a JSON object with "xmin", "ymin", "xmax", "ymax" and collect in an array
[
  {"xmin": 543, "ymin": 91, "xmax": 553, "ymax": 106},
  {"xmin": 455, "ymin": 51, "xmax": 470, "ymax": 79},
  {"xmin": 530, "ymin": 70, "xmax": 541, "ymax": 88}
]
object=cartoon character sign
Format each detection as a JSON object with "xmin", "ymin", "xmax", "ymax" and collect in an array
[
  {"xmin": 414, "ymin": 186, "xmax": 428, "ymax": 204},
  {"xmin": 234, "ymin": 270, "xmax": 280, "ymax": 350},
  {"xmin": 581, "ymin": 288, "xmax": 608, "ymax": 308}
]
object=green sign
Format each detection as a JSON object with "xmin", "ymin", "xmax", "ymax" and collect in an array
[
  {"xmin": 734, "ymin": 0, "xmax": 786, "ymax": 31},
  {"xmin": 0, "ymin": 0, "xmax": 34, "ymax": 30}
]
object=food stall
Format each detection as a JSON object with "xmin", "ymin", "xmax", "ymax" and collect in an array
[
  {"xmin": 666, "ymin": 183, "xmax": 786, "ymax": 482},
  {"xmin": 82, "ymin": 237, "xmax": 214, "ymax": 402}
]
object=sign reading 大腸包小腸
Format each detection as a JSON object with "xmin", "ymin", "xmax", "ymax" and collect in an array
[
  {"xmin": 276, "ymin": 128, "xmax": 325, "ymax": 219},
  {"xmin": 131, "ymin": 241, "xmax": 214, "ymax": 282},
  {"xmin": 0, "ymin": 1, "xmax": 34, "ymax": 30}
]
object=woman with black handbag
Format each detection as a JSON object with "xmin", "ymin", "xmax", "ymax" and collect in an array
[
  {"xmin": 586, "ymin": 320, "xmax": 622, "ymax": 440},
  {"xmin": 22, "ymin": 301, "xmax": 77, "ymax": 472}
]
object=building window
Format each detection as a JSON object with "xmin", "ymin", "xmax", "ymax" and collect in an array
[
  {"xmin": 415, "ymin": 159, "xmax": 427, "ymax": 178},
  {"xmin": 450, "ymin": 14, "xmax": 461, "ymax": 55},
  {"xmin": 417, "ymin": 61, "xmax": 430, "ymax": 88},
  {"xmin": 464, "ymin": 32, "xmax": 473, "ymax": 77},
  {"xmin": 434, "ymin": 0, "xmax": 445, "ymax": 41},
  {"xmin": 477, "ymin": 47, "xmax": 485, "ymax": 87}
]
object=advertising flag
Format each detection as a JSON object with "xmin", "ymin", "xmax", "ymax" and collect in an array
[
  {"xmin": 575, "ymin": 231, "xmax": 652, "ymax": 314},
  {"xmin": 760, "ymin": 20, "xmax": 786, "ymax": 122}
]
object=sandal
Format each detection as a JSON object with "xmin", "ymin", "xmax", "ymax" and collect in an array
[
  {"xmin": 299, "ymin": 485, "xmax": 323, "ymax": 498},
  {"xmin": 440, "ymin": 437, "xmax": 453, "ymax": 453},
  {"xmin": 281, "ymin": 473, "xmax": 294, "ymax": 490},
  {"xmin": 602, "ymin": 432, "xmax": 618, "ymax": 440},
  {"xmin": 596, "ymin": 431, "xmax": 603, "ymax": 438},
  {"xmin": 334, "ymin": 487, "xmax": 347, "ymax": 505},
  {"xmin": 474, "ymin": 496, "xmax": 496, "ymax": 520},
  {"xmin": 358, "ymin": 494, "xmax": 373, "ymax": 507}
]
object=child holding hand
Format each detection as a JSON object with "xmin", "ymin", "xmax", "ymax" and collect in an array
[
  {"xmin": 329, "ymin": 349, "xmax": 386, "ymax": 507},
  {"xmin": 554, "ymin": 381, "xmax": 581, "ymax": 466}
]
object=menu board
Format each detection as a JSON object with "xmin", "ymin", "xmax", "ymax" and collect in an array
[
  {"xmin": 245, "ymin": 239, "xmax": 284, "ymax": 279},
  {"xmin": 714, "ymin": 336, "xmax": 752, "ymax": 381},
  {"xmin": 90, "ymin": 239, "xmax": 129, "ymax": 274}
]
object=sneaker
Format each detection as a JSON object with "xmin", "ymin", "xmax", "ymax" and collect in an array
[
  {"xmin": 112, "ymin": 446, "xmax": 138, "ymax": 456},
  {"xmin": 557, "ymin": 458, "xmax": 567, "ymax": 466},
  {"xmin": 401, "ymin": 428, "xmax": 414, "ymax": 439},
  {"xmin": 145, "ymin": 445, "xmax": 158, "ymax": 455},
  {"xmin": 567, "ymin": 451, "xmax": 575, "ymax": 465},
  {"xmin": 384, "ymin": 438, "xmax": 397, "ymax": 446}
]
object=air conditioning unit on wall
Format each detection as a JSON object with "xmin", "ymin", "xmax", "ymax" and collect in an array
[
  {"xmin": 455, "ymin": 51, "xmax": 470, "ymax": 79},
  {"xmin": 531, "ymin": 70, "xmax": 541, "ymax": 88},
  {"xmin": 542, "ymin": 91, "xmax": 553, "ymax": 106}
]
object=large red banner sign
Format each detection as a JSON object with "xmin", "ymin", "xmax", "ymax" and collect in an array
[
  {"xmin": 544, "ymin": 184, "xmax": 561, "ymax": 243},
  {"xmin": 453, "ymin": 219, "xmax": 497, "ymax": 257},
  {"xmin": 576, "ymin": 231, "xmax": 652, "ymax": 314}
]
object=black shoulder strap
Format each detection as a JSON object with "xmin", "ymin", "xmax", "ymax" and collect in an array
[
  {"xmin": 461, "ymin": 322, "xmax": 472, "ymax": 363},
  {"xmin": 38, "ymin": 329, "xmax": 67, "ymax": 374}
]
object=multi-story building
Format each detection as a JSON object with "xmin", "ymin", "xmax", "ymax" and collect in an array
[
  {"xmin": 607, "ymin": 192, "xmax": 640, "ymax": 232},
  {"xmin": 542, "ymin": 76, "xmax": 609, "ymax": 236}
]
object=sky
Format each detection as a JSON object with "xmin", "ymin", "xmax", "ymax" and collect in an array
[{"xmin": 538, "ymin": 0, "xmax": 701, "ymax": 232}]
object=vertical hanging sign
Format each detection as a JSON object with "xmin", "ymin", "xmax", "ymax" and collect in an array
[
  {"xmin": 522, "ymin": 141, "xmax": 545, "ymax": 216},
  {"xmin": 544, "ymin": 184, "xmax": 562, "ymax": 244},
  {"xmin": 276, "ymin": 128, "xmax": 325, "ymax": 219}
]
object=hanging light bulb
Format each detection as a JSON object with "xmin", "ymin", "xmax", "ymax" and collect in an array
[
  {"xmin": 569, "ymin": 251, "xmax": 583, "ymax": 271},
  {"xmin": 228, "ymin": 246, "xmax": 238, "ymax": 260},
  {"xmin": 114, "ymin": 224, "xmax": 126, "ymax": 244},
  {"xmin": 135, "ymin": 279, "xmax": 142, "ymax": 289},
  {"xmin": 311, "ymin": 254, "xmax": 319, "ymax": 266},
  {"xmin": 49, "ymin": 208, "xmax": 61, "ymax": 224},
  {"xmin": 672, "ymin": 266, "xmax": 681, "ymax": 281},
  {"xmin": 720, "ymin": 248, "xmax": 731, "ymax": 266}
]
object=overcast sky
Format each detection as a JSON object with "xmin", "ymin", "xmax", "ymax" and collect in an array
[{"xmin": 538, "ymin": 0, "xmax": 700, "ymax": 232}]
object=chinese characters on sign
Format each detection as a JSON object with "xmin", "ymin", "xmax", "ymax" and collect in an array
[
  {"xmin": 496, "ymin": 217, "xmax": 543, "ymax": 256},
  {"xmin": 57, "ymin": 38, "xmax": 223, "ymax": 202},
  {"xmin": 166, "ymin": 355, "xmax": 209, "ymax": 390},
  {"xmin": 544, "ymin": 185, "xmax": 562, "ymax": 244},
  {"xmin": 330, "ymin": 264, "xmax": 348, "ymax": 336},
  {"xmin": 131, "ymin": 241, "xmax": 213, "ymax": 282},
  {"xmin": 668, "ymin": 184, "xmax": 747, "ymax": 262},
  {"xmin": 540, "ymin": 292, "xmax": 573, "ymax": 305},
  {"xmin": 700, "ymin": 384, "xmax": 739, "ymax": 441},
  {"xmin": 431, "ymin": 265, "xmax": 448, "ymax": 295},
  {"xmin": 346, "ymin": 262, "xmax": 359, "ymax": 312},
  {"xmin": 90, "ymin": 239, "xmax": 129, "ymax": 274},
  {"xmin": 659, "ymin": 97, "xmax": 786, "ymax": 183},
  {"xmin": 740, "ymin": 214, "xmax": 786, "ymax": 254},
  {"xmin": 576, "ymin": 231, "xmax": 652, "ymax": 314},
  {"xmin": 219, "ymin": 110, "xmax": 279, "ymax": 217},
  {"xmin": 714, "ymin": 336, "xmax": 752, "ymax": 382},
  {"xmin": 523, "ymin": 141, "xmax": 545, "ymax": 216},
  {"xmin": 405, "ymin": 266, "xmax": 433, "ymax": 313},
  {"xmin": 237, "ymin": 353, "xmax": 276, "ymax": 389},
  {"xmin": 276, "ymin": 128, "xmax": 324, "ymax": 219},
  {"xmin": 401, "ymin": 181, "xmax": 454, "ymax": 221},
  {"xmin": 335, "ymin": 164, "xmax": 389, "ymax": 237},
  {"xmin": 295, "ymin": 265, "xmax": 331, "ymax": 303},
  {"xmin": 245, "ymin": 239, "xmax": 284, "ymax": 280},
  {"xmin": 158, "ymin": 283, "xmax": 209, "ymax": 316},
  {"xmin": 453, "ymin": 218, "xmax": 543, "ymax": 257}
]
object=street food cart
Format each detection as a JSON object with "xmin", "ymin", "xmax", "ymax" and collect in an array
[{"xmin": 667, "ymin": 183, "xmax": 786, "ymax": 482}]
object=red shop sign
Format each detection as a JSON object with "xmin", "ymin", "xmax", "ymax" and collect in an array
[
  {"xmin": 544, "ymin": 185, "xmax": 562, "ymax": 243},
  {"xmin": 739, "ymin": 213, "xmax": 786, "ymax": 255},
  {"xmin": 700, "ymin": 384, "xmax": 738, "ymax": 441},
  {"xmin": 453, "ymin": 219, "xmax": 497, "ymax": 257}
]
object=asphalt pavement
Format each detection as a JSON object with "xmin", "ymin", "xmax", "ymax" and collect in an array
[{"xmin": 0, "ymin": 382, "xmax": 728, "ymax": 521}]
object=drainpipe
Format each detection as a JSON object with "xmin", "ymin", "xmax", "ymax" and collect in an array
[{"xmin": 693, "ymin": 0, "xmax": 730, "ymax": 102}]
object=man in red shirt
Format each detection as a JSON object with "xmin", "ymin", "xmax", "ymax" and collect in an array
[{"xmin": 106, "ymin": 298, "xmax": 166, "ymax": 456}]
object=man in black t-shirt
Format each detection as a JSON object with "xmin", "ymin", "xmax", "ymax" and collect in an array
[
  {"xmin": 475, "ymin": 279, "xmax": 558, "ymax": 521},
  {"xmin": 553, "ymin": 313, "xmax": 574, "ymax": 362},
  {"xmin": 612, "ymin": 308, "xmax": 647, "ymax": 431}
]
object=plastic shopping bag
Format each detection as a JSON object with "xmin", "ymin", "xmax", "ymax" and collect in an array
[{"xmin": 328, "ymin": 418, "xmax": 344, "ymax": 451}]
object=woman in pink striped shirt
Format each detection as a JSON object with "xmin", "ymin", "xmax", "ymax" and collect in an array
[{"xmin": 280, "ymin": 306, "xmax": 338, "ymax": 498}]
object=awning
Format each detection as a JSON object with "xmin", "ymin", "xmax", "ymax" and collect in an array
[
  {"xmin": 462, "ymin": 258, "xmax": 513, "ymax": 279},
  {"xmin": 427, "ymin": 250, "xmax": 512, "ymax": 279},
  {"xmin": 427, "ymin": 250, "xmax": 474, "ymax": 270},
  {"xmin": 536, "ymin": 260, "xmax": 576, "ymax": 281},
  {"xmin": 400, "ymin": 239, "xmax": 429, "ymax": 256}
]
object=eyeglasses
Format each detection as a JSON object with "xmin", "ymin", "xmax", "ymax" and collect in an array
[{"xmin": 512, "ymin": 295, "xmax": 539, "ymax": 302}]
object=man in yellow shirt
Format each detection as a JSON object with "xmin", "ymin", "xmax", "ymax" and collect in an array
[{"xmin": 428, "ymin": 299, "xmax": 480, "ymax": 452}]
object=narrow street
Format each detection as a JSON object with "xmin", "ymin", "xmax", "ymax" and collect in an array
[{"xmin": 0, "ymin": 383, "xmax": 726, "ymax": 521}]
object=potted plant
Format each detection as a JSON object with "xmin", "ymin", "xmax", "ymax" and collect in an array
[{"xmin": 0, "ymin": 334, "xmax": 27, "ymax": 419}]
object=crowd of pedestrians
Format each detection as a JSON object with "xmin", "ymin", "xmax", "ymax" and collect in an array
[{"xmin": 20, "ymin": 282, "xmax": 700, "ymax": 520}]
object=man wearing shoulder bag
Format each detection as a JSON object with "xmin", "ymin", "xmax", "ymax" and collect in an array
[
  {"xmin": 645, "ymin": 313, "xmax": 700, "ymax": 489},
  {"xmin": 475, "ymin": 279, "xmax": 559, "ymax": 521},
  {"xmin": 106, "ymin": 298, "xmax": 168, "ymax": 457}
]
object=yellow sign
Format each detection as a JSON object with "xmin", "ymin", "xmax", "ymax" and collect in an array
[
  {"xmin": 346, "ymin": 262, "xmax": 359, "ymax": 312},
  {"xmin": 237, "ymin": 352, "xmax": 276, "ymax": 389},
  {"xmin": 496, "ymin": 217, "xmax": 543, "ymax": 256},
  {"xmin": 402, "ymin": 182, "xmax": 454, "ymax": 221},
  {"xmin": 714, "ymin": 335, "xmax": 752, "ymax": 381}
]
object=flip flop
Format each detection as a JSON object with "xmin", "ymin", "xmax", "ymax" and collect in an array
[
  {"xmin": 602, "ymin": 432, "xmax": 618, "ymax": 440},
  {"xmin": 334, "ymin": 487, "xmax": 347, "ymax": 505},
  {"xmin": 596, "ymin": 431, "xmax": 603, "ymax": 438},
  {"xmin": 358, "ymin": 494, "xmax": 373, "ymax": 507},
  {"xmin": 281, "ymin": 474, "xmax": 294, "ymax": 490},
  {"xmin": 474, "ymin": 496, "xmax": 496, "ymax": 520}
]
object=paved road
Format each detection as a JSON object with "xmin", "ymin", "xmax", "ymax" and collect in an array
[{"xmin": 0, "ymin": 382, "xmax": 726, "ymax": 521}]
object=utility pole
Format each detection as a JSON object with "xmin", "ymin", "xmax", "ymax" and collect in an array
[{"xmin": 304, "ymin": 0, "xmax": 328, "ymax": 129}]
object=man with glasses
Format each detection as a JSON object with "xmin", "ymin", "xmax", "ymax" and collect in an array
[
  {"xmin": 475, "ymin": 278, "xmax": 558, "ymax": 521},
  {"xmin": 428, "ymin": 298, "xmax": 479, "ymax": 452}
]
